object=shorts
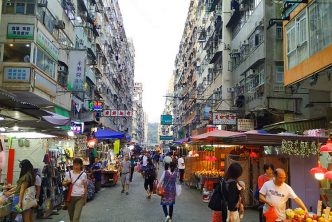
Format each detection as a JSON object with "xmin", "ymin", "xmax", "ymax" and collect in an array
[
  {"xmin": 121, "ymin": 173, "xmax": 130, "ymax": 185},
  {"xmin": 141, "ymin": 166, "xmax": 147, "ymax": 173}
]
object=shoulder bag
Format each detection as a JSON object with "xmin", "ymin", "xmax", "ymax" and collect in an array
[
  {"xmin": 22, "ymin": 174, "xmax": 37, "ymax": 210},
  {"xmin": 66, "ymin": 171, "xmax": 84, "ymax": 203},
  {"xmin": 157, "ymin": 172, "xmax": 171, "ymax": 197}
]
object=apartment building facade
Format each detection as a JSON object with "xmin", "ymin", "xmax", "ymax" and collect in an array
[
  {"xmin": 132, "ymin": 82, "xmax": 144, "ymax": 145},
  {"xmin": 0, "ymin": 0, "xmax": 134, "ymax": 134},
  {"xmin": 173, "ymin": 0, "xmax": 310, "ymax": 138}
]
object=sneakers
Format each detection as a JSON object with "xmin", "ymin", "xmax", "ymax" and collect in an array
[
  {"xmin": 126, "ymin": 192, "xmax": 129, "ymax": 195},
  {"xmin": 121, "ymin": 189, "xmax": 125, "ymax": 193},
  {"xmin": 165, "ymin": 216, "xmax": 171, "ymax": 222}
]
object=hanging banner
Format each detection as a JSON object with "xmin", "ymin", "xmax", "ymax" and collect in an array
[
  {"xmin": 68, "ymin": 50, "xmax": 86, "ymax": 93},
  {"xmin": 114, "ymin": 140, "xmax": 120, "ymax": 155}
]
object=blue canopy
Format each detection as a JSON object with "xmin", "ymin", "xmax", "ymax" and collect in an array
[{"xmin": 94, "ymin": 129, "xmax": 124, "ymax": 139}]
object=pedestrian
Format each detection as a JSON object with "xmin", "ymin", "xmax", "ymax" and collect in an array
[
  {"xmin": 5, "ymin": 159, "xmax": 36, "ymax": 222},
  {"xmin": 92, "ymin": 157, "xmax": 102, "ymax": 193},
  {"xmin": 259, "ymin": 168, "xmax": 307, "ymax": 222},
  {"xmin": 129, "ymin": 155, "xmax": 136, "ymax": 182},
  {"xmin": 257, "ymin": 163, "xmax": 274, "ymax": 222},
  {"xmin": 154, "ymin": 152, "xmax": 160, "ymax": 170},
  {"xmin": 177, "ymin": 155, "xmax": 185, "ymax": 184},
  {"xmin": 163, "ymin": 152, "xmax": 172, "ymax": 170},
  {"xmin": 63, "ymin": 158, "xmax": 87, "ymax": 222},
  {"xmin": 144, "ymin": 158, "xmax": 156, "ymax": 199},
  {"xmin": 120, "ymin": 154, "xmax": 131, "ymax": 195},
  {"xmin": 141, "ymin": 151, "xmax": 148, "ymax": 177},
  {"xmin": 211, "ymin": 162, "xmax": 244, "ymax": 222},
  {"xmin": 158, "ymin": 161, "xmax": 178, "ymax": 222}
]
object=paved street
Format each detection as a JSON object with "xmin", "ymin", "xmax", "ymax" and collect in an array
[{"xmin": 36, "ymin": 172, "xmax": 259, "ymax": 222}]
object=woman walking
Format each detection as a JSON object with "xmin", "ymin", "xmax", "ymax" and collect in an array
[
  {"xmin": 144, "ymin": 158, "xmax": 156, "ymax": 199},
  {"xmin": 6, "ymin": 159, "xmax": 36, "ymax": 222},
  {"xmin": 63, "ymin": 158, "xmax": 87, "ymax": 222},
  {"xmin": 158, "ymin": 161, "xmax": 178, "ymax": 222}
]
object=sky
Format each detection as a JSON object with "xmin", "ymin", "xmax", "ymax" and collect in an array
[{"xmin": 118, "ymin": 0, "xmax": 191, "ymax": 123}]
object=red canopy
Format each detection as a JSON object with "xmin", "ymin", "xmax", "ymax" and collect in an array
[{"xmin": 191, "ymin": 130, "xmax": 241, "ymax": 142}]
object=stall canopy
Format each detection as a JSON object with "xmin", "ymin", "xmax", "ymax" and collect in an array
[
  {"xmin": 191, "ymin": 130, "xmax": 242, "ymax": 143},
  {"xmin": 173, "ymin": 137, "xmax": 190, "ymax": 144},
  {"xmin": 229, "ymin": 130, "xmax": 327, "ymax": 145},
  {"xmin": 95, "ymin": 129, "xmax": 124, "ymax": 139}
]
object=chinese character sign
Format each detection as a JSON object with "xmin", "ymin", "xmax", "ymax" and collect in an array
[
  {"xmin": 68, "ymin": 50, "xmax": 86, "ymax": 91},
  {"xmin": 7, "ymin": 24, "xmax": 34, "ymax": 40},
  {"xmin": 103, "ymin": 110, "xmax": 132, "ymax": 117},
  {"xmin": 212, "ymin": 112, "xmax": 237, "ymax": 125},
  {"xmin": 237, "ymin": 119, "xmax": 254, "ymax": 131}
]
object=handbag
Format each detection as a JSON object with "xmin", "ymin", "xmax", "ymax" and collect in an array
[
  {"xmin": 66, "ymin": 171, "xmax": 84, "ymax": 203},
  {"xmin": 157, "ymin": 172, "xmax": 171, "ymax": 197},
  {"xmin": 22, "ymin": 186, "xmax": 38, "ymax": 210},
  {"xmin": 176, "ymin": 184, "xmax": 182, "ymax": 196}
]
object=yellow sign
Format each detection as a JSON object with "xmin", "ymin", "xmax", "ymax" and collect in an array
[{"xmin": 114, "ymin": 140, "xmax": 120, "ymax": 155}]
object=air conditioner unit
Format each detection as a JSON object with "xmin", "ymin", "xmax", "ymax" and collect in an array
[
  {"xmin": 38, "ymin": 0, "xmax": 48, "ymax": 7},
  {"xmin": 247, "ymin": 69, "xmax": 256, "ymax": 77},
  {"xmin": 58, "ymin": 66, "xmax": 66, "ymax": 72},
  {"xmin": 239, "ymin": 3, "xmax": 249, "ymax": 11},
  {"xmin": 55, "ymin": 20, "xmax": 65, "ymax": 29},
  {"xmin": 242, "ymin": 40, "xmax": 249, "ymax": 46},
  {"xmin": 227, "ymin": 87, "xmax": 235, "ymax": 93}
]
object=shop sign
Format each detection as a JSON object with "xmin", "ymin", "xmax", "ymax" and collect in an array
[
  {"xmin": 37, "ymin": 31, "xmax": 59, "ymax": 60},
  {"xmin": 237, "ymin": 119, "xmax": 255, "ymax": 131},
  {"xmin": 71, "ymin": 121, "xmax": 84, "ymax": 134},
  {"xmin": 103, "ymin": 110, "xmax": 133, "ymax": 117},
  {"xmin": 161, "ymin": 115, "xmax": 172, "ymax": 125},
  {"xmin": 281, "ymin": 139, "xmax": 321, "ymax": 157},
  {"xmin": 7, "ymin": 24, "xmax": 34, "ymax": 40},
  {"xmin": 68, "ymin": 50, "xmax": 86, "ymax": 93},
  {"xmin": 3, "ymin": 67, "xmax": 30, "ymax": 82},
  {"xmin": 160, "ymin": 135, "xmax": 174, "ymax": 141},
  {"xmin": 34, "ymin": 72, "xmax": 56, "ymax": 96},
  {"xmin": 212, "ymin": 112, "xmax": 236, "ymax": 125},
  {"xmin": 89, "ymin": 101, "xmax": 104, "ymax": 111}
]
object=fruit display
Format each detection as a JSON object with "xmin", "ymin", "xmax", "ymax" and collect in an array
[
  {"xmin": 285, "ymin": 208, "xmax": 332, "ymax": 222},
  {"xmin": 194, "ymin": 170, "xmax": 224, "ymax": 177}
]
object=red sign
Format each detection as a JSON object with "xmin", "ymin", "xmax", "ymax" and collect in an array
[
  {"xmin": 118, "ymin": 110, "xmax": 125, "ymax": 117},
  {"xmin": 126, "ymin": 111, "xmax": 132, "ymax": 117},
  {"xmin": 103, "ymin": 110, "xmax": 111, "ymax": 117},
  {"xmin": 111, "ymin": 110, "xmax": 118, "ymax": 116}
]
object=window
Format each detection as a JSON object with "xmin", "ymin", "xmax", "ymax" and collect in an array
[
  {"xmin": 35, "ymin": 47, "xmax": 56, "ymax": 78},
  {"xmin": 3, "ymin": 0, "xmax": 35, "ymax": 15},
  {"xmin": 296, "ymin": 12, "xmax": 308, "ymax": 64},
  {"xmin": 276, "ymin": 66, "xmax": 284, "ymax": 83},
  {"xmin": 3, "ymin": 43, "xmax": 31, "ymax": 63},
  {"xmin": 309, "ymin": 2, "xmax": 332, "ymax": 56},
  {"xmin": 276, "ymin": 24, "xmax": 283, "ymax": 40},
  {"xmin": 286, "ymin": 21, "xmax": 297, "ymax": 69},
  {"xmin": 257, "ymin": 64, "xmax": 265, "ymax": 86}
]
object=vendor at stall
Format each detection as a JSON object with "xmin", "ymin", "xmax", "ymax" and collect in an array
[{"xmin": 259, "ymin": 168, "xmax": 308, "ymax": 222}]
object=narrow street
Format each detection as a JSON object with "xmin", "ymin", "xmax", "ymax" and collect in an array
[{"xmin": 36, "ymin": 171, "xmax": 259, "ymax": 222}]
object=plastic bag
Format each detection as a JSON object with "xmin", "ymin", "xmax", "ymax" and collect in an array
[
  {"xmin": 176, "ymin": 184, "xmax": 182, "ymax": 196},
  {"xmin": 263, "ymin": 206, "xmax": 278, "ymax": 222}
]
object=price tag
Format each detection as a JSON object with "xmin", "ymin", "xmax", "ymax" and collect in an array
[
  {"xmin": 324, "ymin": 207, "xmax": 330, "ymax": 220},
  {"xmin": 317, "ymin": 200, "xmax": 322, "ymax": 216}
]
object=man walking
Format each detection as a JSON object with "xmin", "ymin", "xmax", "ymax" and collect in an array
[
  {"xmin": 177, "ymin": 155, "xmax": 185, "ymax": 184},
  {"xmin": 259, "ymin": 168, "xmax": 307, "ymax": 222},
  {"xmin": 120, "ymin": 154, "xmax": 131, "ymax": 195}
]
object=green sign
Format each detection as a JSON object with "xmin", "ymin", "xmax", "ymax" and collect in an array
[
  {"xmin": 37, "ymin": 31, "xmax": 59, "ymax": 60},
  {"xmin": 160, "ymin": 135, "xmax": 173, "ymax": 141},
  {"xmin": 7, "ymin": 24, "xmax": 34, "ymax": 40},
  {"xmin": 161, "ymin": 115, "xmax": 172, "ymax": 125}
]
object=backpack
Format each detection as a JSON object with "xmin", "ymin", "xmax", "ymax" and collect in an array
[{"xmin": 208, "ymin": 178, "xmax": 235, "ymax": 210}]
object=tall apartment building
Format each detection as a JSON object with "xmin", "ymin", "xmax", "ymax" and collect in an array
[
  {"xmin": 277, "ymin": 0, "xmax": 332, "ymax": 131},
  {"xmin": 173, "ymin": 0, "xmax": 309, "ymax": 138},
  {"xmin": 143, "ymin": 112, "xmax": 148, "ymax": 146},
  {"xmin": 0, "ymin": 0, "xmax": 134, "ymax": 134},
  {"xmin": 132, "ymin": 82, "xmax": 144, "ymax": 145},
  {"xmin": 161, "ymin": 75, "xmax": 175, "ymax": 140}
]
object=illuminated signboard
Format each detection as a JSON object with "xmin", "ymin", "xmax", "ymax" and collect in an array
[
  {"xmin": 89, "ymin": 101, "xmax": 104, "ymax": 111},
  {"xmin": 71, "ymin": 121, "xmax": 84, "ymax": 134}
]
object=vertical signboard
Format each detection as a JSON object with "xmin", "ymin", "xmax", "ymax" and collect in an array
[
  {"xmin": 68, "ymin": 50, "xmax": 86, "ymax": 97},
  {"xmin": 161, "ymin": 115, "xmax": 172, "ymax": 125}
]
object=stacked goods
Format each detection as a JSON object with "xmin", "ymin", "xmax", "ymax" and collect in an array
[
  {"xmin": 194, "ymin": 170, "xmax": 224, "ymax": 177},
  {"xmin": 285, "ymin": 208, "xmax": 332, "ymax": 222}
]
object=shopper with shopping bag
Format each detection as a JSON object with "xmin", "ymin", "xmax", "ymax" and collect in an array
[{"xmin": 63, "ymin": 158, "xmax": 87, "ymax": 222}]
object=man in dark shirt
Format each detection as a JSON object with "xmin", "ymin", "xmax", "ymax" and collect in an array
[{"xmin": 93, "ymin": 157, "xmax": 102, "ymax": 193}]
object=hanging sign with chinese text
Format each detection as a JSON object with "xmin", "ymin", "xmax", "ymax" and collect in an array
[
  {"xmin": 68, "ymin": 50, "xmax": 86, "ymax": 93},
  {"xmin": 212, "ymin": 112, "xmax": 237, "ymax": 125},
  {"xmin": 103, "ymin": 110, "xmax": 132, "ymax": 117},
  {"xmin": 237, "ymin": 119, "xmax": 255, "ymax": 131},
  {"xmin": 71, "ymin": 121, "xmax": 84, "ymax": 134},
  {"xmin": 7, "ymin": 24, "xmax": 34, "ymax": 40},
  {"xmin": 89, "ymin": 101, "xmax": 104, "ymax": 111}
]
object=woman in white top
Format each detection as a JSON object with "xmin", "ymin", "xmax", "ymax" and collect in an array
[{"xmin": 63, "ymin": 158, "xmax": 87, "ymax": 222}]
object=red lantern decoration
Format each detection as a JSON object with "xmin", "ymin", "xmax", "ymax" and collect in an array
[
  {"xmin": 325, "ymin": 171, "xmax": 332, "ymax": 180},
  {"xmin": 310, "ymin": 161, "xmax": 327, "ymax": 175},
  {"xmin": 320, "ymin": 139, "xmax": 332, "ymax": 153},
  {"xmin": 249, "ymin": 151, "xmax": 258, "ymax": 158}
]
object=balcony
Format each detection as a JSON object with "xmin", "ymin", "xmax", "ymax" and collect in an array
[
  {"xmin": 208, "ymin": 0, "xmax": 221, "ymax": 12},
  {"xmin": 226, "ymin": 0, "xmax": 241, "ymax": 28}
]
